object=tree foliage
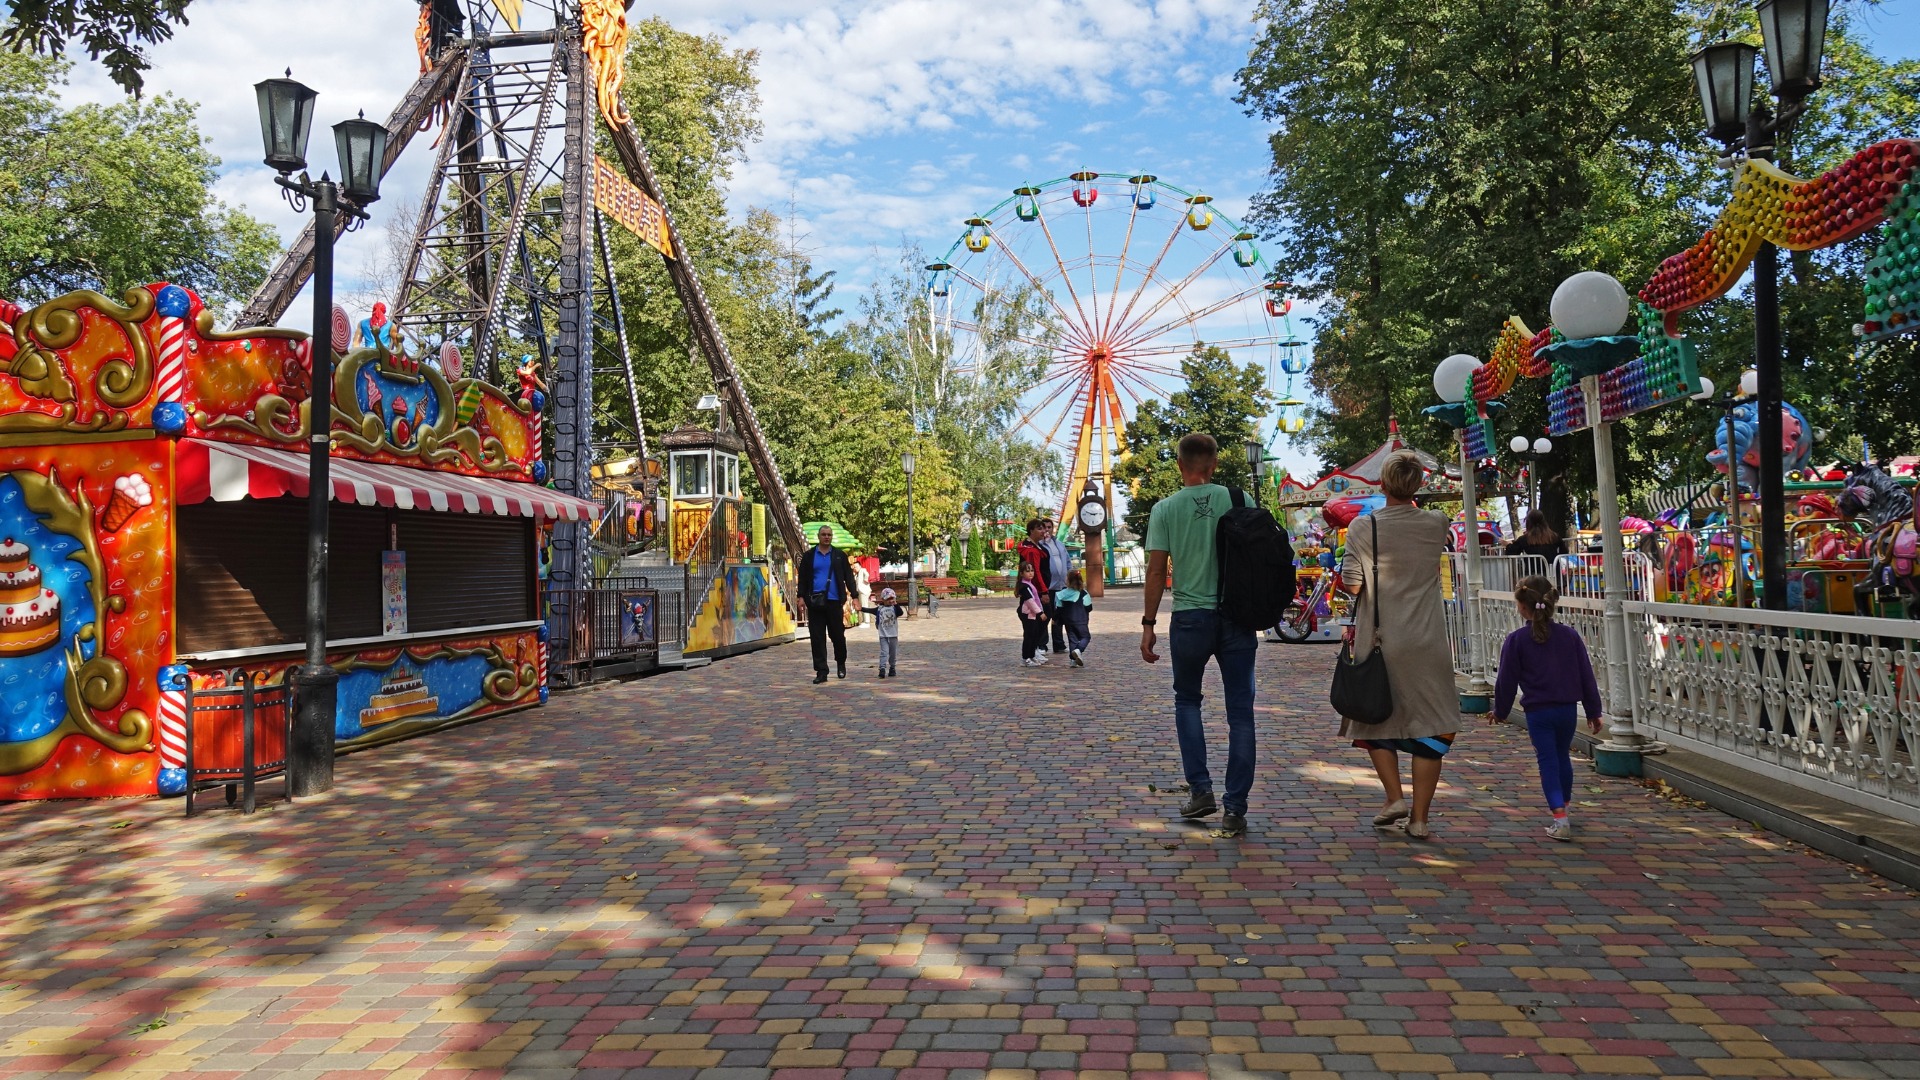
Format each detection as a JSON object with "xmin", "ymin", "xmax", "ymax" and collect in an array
[
  {"xmin": 2, "ymin": 0, "xmax": 191, "ymax": 96},
  {"xmin": 1114, "ymin": 346, "xmax": 1273, "ymax": 537},
  {"xmin": 0, "ymin": 49, "xmax": 275, "ymax": 312},
  {"xmin": 1236, "ymin": 0, "xmax": 1920, "ymax": 523}
]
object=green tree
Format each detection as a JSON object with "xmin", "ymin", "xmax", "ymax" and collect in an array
[
  {"xmin": 1237, "ymin": 0, "xmax": 1920, "ymax": 520},
  {"xmin": 3, "ymin": 1, "xmax": 190, "ymax": 96},
  {"xmin": 1114, "ymin": 345, "xmax": 1273, "ymax": 537},
  {"xmin": 0, "ymin": 50, "xmax": 275, "ymax": 311}
]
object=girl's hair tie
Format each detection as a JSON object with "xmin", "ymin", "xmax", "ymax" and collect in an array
[{"xmin": 1534, "ymin": 602, "xmax": 1546, "ymax": 609}]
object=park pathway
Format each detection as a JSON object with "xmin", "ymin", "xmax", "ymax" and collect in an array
[{"xmin": 4, "ymin": 594, "xmax": 1920, "ymax": 1078}]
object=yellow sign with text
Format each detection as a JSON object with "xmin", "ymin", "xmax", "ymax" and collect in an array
[{"xmin": 594, "ymin": 157, "xmax": 675, "ymax": 260}]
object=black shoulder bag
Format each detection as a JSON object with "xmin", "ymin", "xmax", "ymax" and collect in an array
[{"xmin": 1329, "ymin": 515, "xmax": 1394, "ymax": 724}]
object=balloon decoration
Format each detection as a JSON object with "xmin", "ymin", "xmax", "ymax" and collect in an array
[{"xmin": 1640, "ymin": 139, "xmax": 1918, "ymax": 321}]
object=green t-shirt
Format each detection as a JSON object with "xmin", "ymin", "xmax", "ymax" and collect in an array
[{"xmin": 1144, "ymin": 482, "xmax": 1229, "ymax": 611}]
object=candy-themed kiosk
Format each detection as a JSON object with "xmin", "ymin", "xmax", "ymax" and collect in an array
[{"xmin": 0, "ymin": 283, "xmax": 597, "ymax": 800}]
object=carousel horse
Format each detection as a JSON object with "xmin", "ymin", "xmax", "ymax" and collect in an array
[{"xmin": 1837, "ymin": 463, "xmax": 1920, "ymax": 617}]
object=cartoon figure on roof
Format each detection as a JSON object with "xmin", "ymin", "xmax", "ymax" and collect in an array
[
  {"xmin": 357, "ymin": 302, "xmax": 401, "ymax": 355},
  {"xmin": 516, "ymin": 354, "xmax": 547, "ymax": 404}
]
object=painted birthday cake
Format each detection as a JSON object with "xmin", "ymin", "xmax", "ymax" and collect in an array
[
  {"xmin": 359, "ymin": 668, "xmax": 439, "ymax": 727},
  {"xmin": 0, "ymin": 538, "xmax": 59, "ymax": 657}
]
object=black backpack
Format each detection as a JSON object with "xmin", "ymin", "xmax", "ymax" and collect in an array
[{"xmin": 1215, "ymin": 487, "xmax": 1297, "ymax": 633}]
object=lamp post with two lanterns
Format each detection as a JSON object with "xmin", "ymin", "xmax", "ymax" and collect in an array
[
  {"xmin": 253, "ymin": 72, "xmax": 388, "ymax": 797},
  {"xmin": 1507, "ymin": 435, "xmax": 1553, "ymax": 513},
  {"xmin": 1432, "ymin": 352, "xmax": 1495, "ymax": 711},
  {"xmin": 1688, "ymin": 0, "xmax": 1830, "ymax": 610}
]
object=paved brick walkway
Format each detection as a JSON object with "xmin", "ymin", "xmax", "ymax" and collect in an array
[{"xmin": 5, "ymin": 594, "xmax": 1920, "ymax": 1078}]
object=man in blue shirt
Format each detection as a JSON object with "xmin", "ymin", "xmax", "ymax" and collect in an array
[{"xmin": 797, "ymin": 525, "xmax": 858, "ymax": 683}]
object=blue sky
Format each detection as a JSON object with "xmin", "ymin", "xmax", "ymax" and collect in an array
[{"xmin": 42, "ymin": 0, "xmax": 1920, "ymax": 480}]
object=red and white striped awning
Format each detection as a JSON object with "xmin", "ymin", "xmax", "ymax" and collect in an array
[{"xmin": 176, "ymin": 438, "xmax": 600, "ymax": 522}]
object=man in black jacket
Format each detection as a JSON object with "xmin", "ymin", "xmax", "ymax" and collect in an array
[{"xmin": 796, "ymin": 525, "xmax": 859, "ymax": 683}]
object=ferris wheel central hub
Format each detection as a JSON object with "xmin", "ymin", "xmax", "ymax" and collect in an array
[{"xmin": 1086, "ymin": 343, "xmax": 1113, "ymax": 364}]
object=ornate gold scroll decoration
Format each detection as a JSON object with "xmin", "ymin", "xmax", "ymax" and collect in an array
[
  {"xmin": 330, "ymin": 344, "xmax": 523, "ymax": 474},
  {"xmin": 1, "ymin": 288, "xmax": 157, "ymax": 434}
]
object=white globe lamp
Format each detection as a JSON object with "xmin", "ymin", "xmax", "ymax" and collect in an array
[
  {"xmin": 1691, "ymin": 375, "xmax": 1716, "ymax": 401},
  {"xmin": 1509, "ymin": 435, "xmax": 1530, "ymax": 454},
  {"xmin": 1549, "ymin": 271, "xmax": 1632, "ymax": 341},
  {"xmin": 1738, "ymin": 368, "xmax": 1758, "ymax": 397},
  {"xmin": 1433, "ymin": 353, "xmax": 1482, "ymax": 403},
  {"xmin": 1532, "ymin": 436, "xmax": 1552, "ymax": 454}
]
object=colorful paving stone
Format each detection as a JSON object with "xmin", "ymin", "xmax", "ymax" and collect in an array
[{"xmin": 5, "ymin": 594, "xmax": 1920, "ymax": 1078}]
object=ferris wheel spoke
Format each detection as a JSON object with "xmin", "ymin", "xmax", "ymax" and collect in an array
[
  {"xmin": 1109, "ymin": 357, "xmax": 1187, "ymax": 379},
  {"xmin": 944, "ymin": 317, "xmax": 1063, "ymax": 355},
  {"xmin": 1111, "ymin": 279, "xmax": 1263, "ymax": 355},
  {"xmin": 1021, "ymin": 203, "xmax": 1097, "ymax": 335},
  {"xmin": 1034, "ymin": 371, "xmax": 1096, "ymax": 451},
  {"xmin": 965, "ymin": 238, "xmax": 1095, "ymax": 353},
  {"xmin": 1084, "ymin": 194, "xmax": 1102, "ymax": 344},
  {"xmin": 1100, "ymin": 193, "xmax": 1144, "ymax": 343},
  {"xmin": 1102, "ymin": 210, "xmax": 1189, "ymax": 345},
  {"xmin": 1012, "ymin": 369, "xmax": 1093, "ymax": 446},
  {"xmin": 946, "ymin": 269, "xmax": 1081, "ymax": 351},
  {"xmin": 1105, "ymin": 232, "xmax": 1236, "ymax": 345},
  {"xmin": 1118, "ymin": 333, "xmax": 1282, "ymax": 359}
]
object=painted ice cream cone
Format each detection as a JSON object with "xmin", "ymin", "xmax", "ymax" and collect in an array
[{"xmin": 102, "ymin": 474, "xmax": 152, "ymax": 532}]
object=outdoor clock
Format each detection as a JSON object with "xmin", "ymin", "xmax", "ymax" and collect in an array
[{"xmin": 1076, "ymin": 495, "xmax": 1109, "ymax": 532}]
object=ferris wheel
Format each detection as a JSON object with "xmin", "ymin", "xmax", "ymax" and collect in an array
[{"xmin": 924, "ymin": 171, "xmax": 1310, "ymax": 517}]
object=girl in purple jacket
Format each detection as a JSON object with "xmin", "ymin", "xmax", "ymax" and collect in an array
[{"xmin": 1492, "ymin": 576, "xmax": 1603, "ymax": 842}]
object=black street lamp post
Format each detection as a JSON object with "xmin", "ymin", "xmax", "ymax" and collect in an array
[
  {"xmin": 1689, "ymin": 0, "xmax": 1829, "ymax": 610},
  {"xmin": 254, "ymin": 72, "xmax": 387, "ymax": 797}
]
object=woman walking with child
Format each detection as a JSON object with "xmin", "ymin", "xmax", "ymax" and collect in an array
[
  {"xmin": 1492, "ymin": 575, "xmax": 1603, "ymax": 841},
  {"xmin": 1336, "ymin": 451, "xmax": 1459, "ymax": 839}
]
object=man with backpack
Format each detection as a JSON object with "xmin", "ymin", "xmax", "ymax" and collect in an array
[{"xmin": 1140, "ymin": 432, "xmax": 1295, "ymax": 838}]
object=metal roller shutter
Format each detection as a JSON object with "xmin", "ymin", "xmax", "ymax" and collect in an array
[
  {"xmin": 395, "ymin": 512, "xmax": 534, "ymax": 632},
  {"xmin": 176, "ymin": 499, "xmax": 386, "ymax": 654}
]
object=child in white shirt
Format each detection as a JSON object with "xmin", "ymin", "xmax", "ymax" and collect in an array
[{"xmin": 862, "ymin": 587, "xmax": 907, "ymax": 678}]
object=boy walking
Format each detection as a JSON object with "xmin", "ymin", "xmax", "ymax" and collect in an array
[
  {"xmin": 1053, "ymin": 569, "xmax": 1094, "ymax": 665},
  {"xmin": 1140, "ymin": 433, "xmax": 1258, "ymax": 837},
  {"xmin": 863, "ymin": 587, "xmax": 907, "ymax": 678}
]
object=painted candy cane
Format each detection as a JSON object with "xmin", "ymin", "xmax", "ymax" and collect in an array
[
  {"xmin": 536, "ymin": 624, "xmax": 550, "ymax": 703},
  {"xmin": 156, "ymin": 664, "xmax": 189, "ymax": 796},
  {"xmin": 154, "ymin": 285, "xmax": 191, "ymax": 413}
]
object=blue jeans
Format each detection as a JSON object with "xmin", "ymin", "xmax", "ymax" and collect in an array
[
  {"xmin": 1527, "ymin": 704, "xmax": 1578, "ymax": 810},
  {"xmin": 1169, "ymin": 608, "xmax": 1258, "ymax": 815}
]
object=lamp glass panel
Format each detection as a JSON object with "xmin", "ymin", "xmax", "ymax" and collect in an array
[
  {"xmin": 333, "ymin": 118, "xmax": 388, "ymax": 204},
  {"xmin": 254, "ymin": 77, "xmax": 316, "ymax": 171}
]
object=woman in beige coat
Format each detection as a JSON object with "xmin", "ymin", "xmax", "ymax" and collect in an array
[{"xmin": 1337, "ymin": 451, "xmax": 1459, "ymax": 839}]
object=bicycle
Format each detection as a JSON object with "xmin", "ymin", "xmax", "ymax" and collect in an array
[{"xmin": 1271, "ymin": 567, "xmax": 1351, "ymax": 643}]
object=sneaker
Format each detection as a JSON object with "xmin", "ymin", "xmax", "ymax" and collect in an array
[
  {"xmin": 877, "ymin": 668, "xmax": 887, "ymax": 679},
  {"xmin": 813, "ymin": 671, "xmax": 827, "ymax": 684},
  {"xmin": 1217, "ymin": 812, "xmax": 1247, "ymax": 838},
  {"xmin": 888, "ymin": 667, "xmax": 897, "ymax": 677},
  {"xmin": 1070, "ymin": 648, "xmax": 1084, "ymax": 667},
  {"xmin": 1179, "ymin": 790, "xmax": 1218, "ymax": 819},
  {"xmin": 1033, "ymin": 653, "xmax": 1049, "ymax": 665},
  {"xmin": 837, "ymin": 662, "xmax": 846, "ymax": 679},
  {"xmin": 1547, "ymin": 816, "xmax": 1573, "ymax": 841},
  {"xmin": 1022, "ymin": 658, "xmax": 1037, "ymax": 667}
]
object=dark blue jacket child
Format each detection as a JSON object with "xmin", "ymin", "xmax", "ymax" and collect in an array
[{"xmin": 1053, "ymin": 569, "xmax": 1093, "ymax": 663}]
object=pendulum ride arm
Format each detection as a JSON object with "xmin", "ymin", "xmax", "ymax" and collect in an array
[
  {"xmin": 235, "ymin": 50, "xmax": 470, "ymax": 328},
  {"xmin": 602, "ymin": 120, "xmax": 806, "ymax": 559}
]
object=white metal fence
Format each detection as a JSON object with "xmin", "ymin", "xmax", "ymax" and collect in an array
[{"xmin": 1446, "ymin": 561, "xmax": 1920, "ymax": 823}]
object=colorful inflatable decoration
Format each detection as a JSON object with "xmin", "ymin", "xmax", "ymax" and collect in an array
[
  {"xmin": 1640, "ymin": 140, "xmax": 1918, "ymax": 325},
  {"xmin": 1707, "ymin": 399, "xmax": 1814, "ymax": 492}
]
